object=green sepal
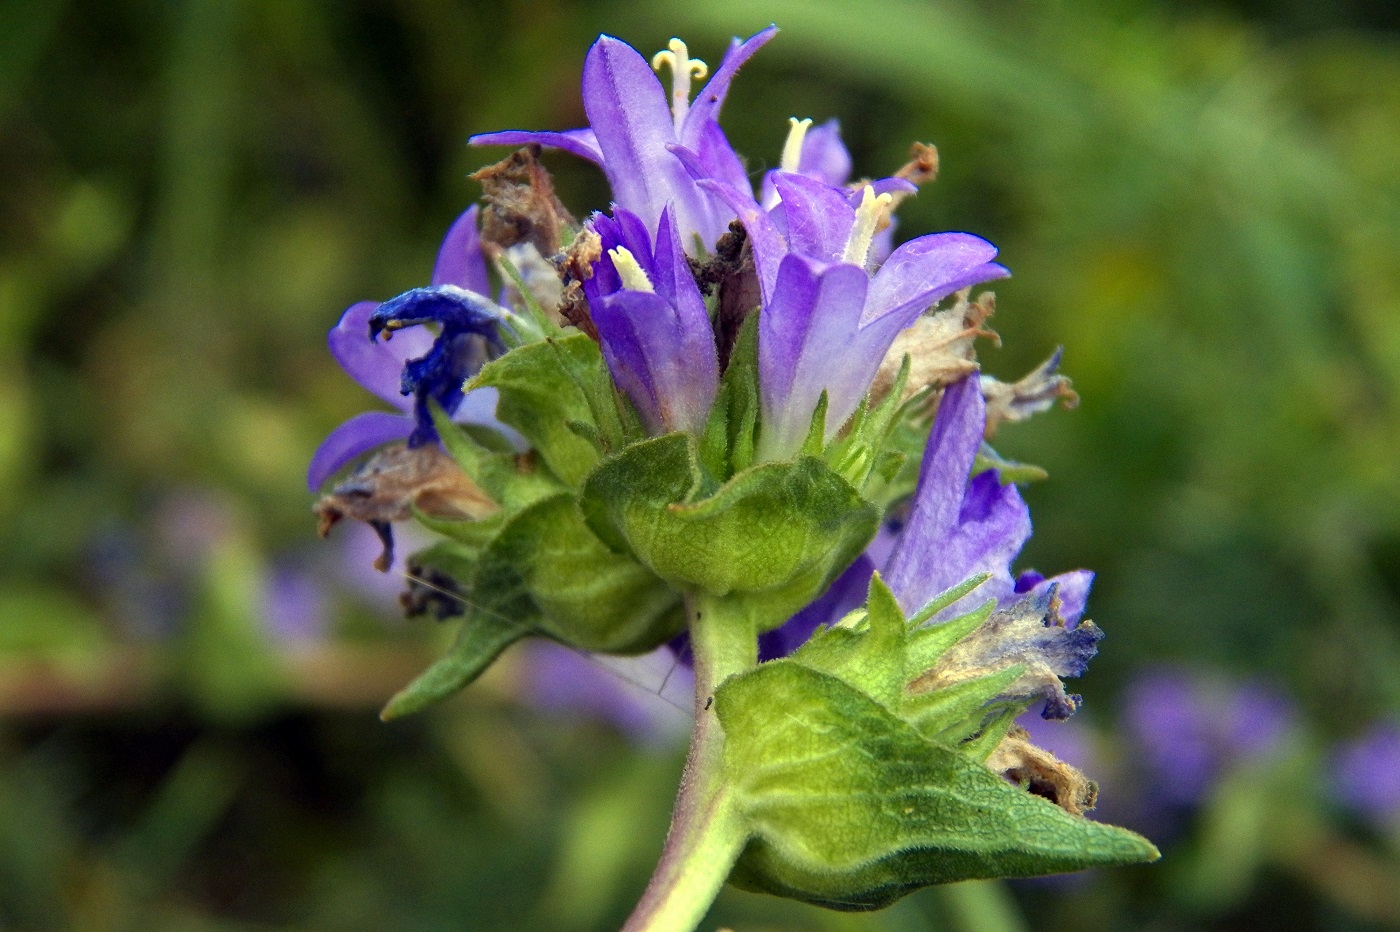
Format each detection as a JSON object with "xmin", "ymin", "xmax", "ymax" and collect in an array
[
  {"xmin": 975, "ymin": 443, "xmax": 1049, "ymax": 484},
  {"xmin": 787, "ymin": 572, "xmax": 908, "ymax": 708},
  {"xmin": 466, "ymin": 334, "xmax": 633, "ymax": 488},
  {"xmin": 800, "ymin": 391, "xmax": 828, "ymax": 459},
  {"xmin": 699, "ymin": 311, "xmax": 760, "ymax": 482},
  {"xmin": 414, "ymin": 510, "xmax": 505, "ymax": 553},
  {"xmin": 905, "ymin": 599, "xmax": 996, "ymax": 672},
  {"xmin": 494, "ymin": 249, "xmax": 560, "ymax": 340},
  {"xmin": 716, "ymin": 663, "xmax": 1160, "ymax": 910},
  {"xmin": 903, "ymin": 666, "xmax": 1026, "ymax": 744},
  {"xmin": 384, "ymin": 494, "xmax": 683, "ymax": 718},
  {"xmin": 788, "ymin": 574, "xmax": 996, "ymax": 715},
  {"xmin": 379, "ymin": 612, "xmax": 527, "ymax": 721},
  {"xmin": 960, "ymin": 704, "xmax": 1025, "ymax": 762},
  {"xmin": 852, "ymin": 396, "xmax": 931, "ymax": 508},
  {"xmin": 581, "ymin": 434, "xmax": 879, "ymax": 618},
  {"xmin": 907, "ymin": 573, "xmax": 991, "ymax": 627},
  {"xmin": 825, "ymin": 355, "xmax": 911, "ymax": 492},
  {"xmin": 428, "ymin": 403, "xmax": 563, "ymax": 512}
]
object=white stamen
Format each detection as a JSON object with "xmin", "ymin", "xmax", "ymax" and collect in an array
[
  {"xmin": 651, "ymin": 38, "xmax": 708, "ymax": 131},
  {"xmin": 780, "ymin": 117, "xmax": 812, "ymax": 173},
  {"xmin": 843, "ymin": 185, "xmax": 894, "ymax": 267},
  {"xmin": 608, "ymin": 246, "xmax": 655, "ymax": 293}
]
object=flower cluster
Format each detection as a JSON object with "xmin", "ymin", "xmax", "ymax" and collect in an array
[{"xmin": 308, "ymin": 26, "xmax": 1156, "ymax": 930}]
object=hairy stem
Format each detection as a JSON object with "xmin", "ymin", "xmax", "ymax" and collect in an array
[{"xmin": 622, "ymin": 593, "xmax": 756, "ymax": 932}]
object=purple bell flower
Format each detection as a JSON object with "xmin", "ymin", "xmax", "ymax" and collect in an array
[
  {"xmin": 697, "ymin": 172, "xmax": 1008, "ymax": 460},
  {"xmin": 883, "ymin": 377, "xmax": 1094, "ymax": 623},
  {"xmin": 761, "ymin": 376, "xmax": 1100, "ymax": 717},
  {"xmin": 307, "ymin": 206, "xmax": 506, "ymax": 490},
  {"xmin": 583, "ymin": 206, "xmax": 719, "ymax": 435},
  {"xmin": 471, "ymin": 28, "xmax": 777, "ymax": 252}
]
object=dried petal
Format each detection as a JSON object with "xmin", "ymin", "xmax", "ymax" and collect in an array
[{"xmin": 314, "ymin": 443, "xmax": 498, "ymax": 571}]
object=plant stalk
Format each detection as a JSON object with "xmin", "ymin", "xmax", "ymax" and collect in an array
[{"xmin": 621, "ymin": 592, "xmax": 756, "ymax": 932}]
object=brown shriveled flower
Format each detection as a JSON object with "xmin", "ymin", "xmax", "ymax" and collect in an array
[
  {"xmin": 557, "ymin": 226, "xmax": 603, "ymax": 340},
  {"xmin": 314, "ymin": 443, "xmax": 498, "ymax": 572},
  {"xmin": 869, "ymin": 288, "xmax": 998, "ymax": 410},
  {"xmin": 982, "ymin": 349, "xmax": 1080, "ymax": 438},
  {"xmin": 985, "ymin": 725, "xmax": 1099, "ymax": 816},
  {"xmin": 469, "ymin": 145, "xmax": 576, "ymax": 258}
]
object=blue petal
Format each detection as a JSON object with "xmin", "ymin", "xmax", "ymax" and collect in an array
[{"xmin": 369, "ymin": 286, "xmax": 509, "ymax": 445}]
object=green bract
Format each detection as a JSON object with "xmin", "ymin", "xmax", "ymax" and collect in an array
[
  {"xmin": 714, "ymin": 576, "xmax": 1158, "ymax": 909},
  {"xmin": 719, "ymin": 662, "xmax": 1159, "ymax": 909},
  {"xmin": 581, "ymin": 434, "xmax": 879, "ymax": 621}
]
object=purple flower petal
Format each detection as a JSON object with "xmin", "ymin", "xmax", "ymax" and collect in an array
[
  {"xmin": 592, "ymin": 284, "xmax": 718, "ymax": 435},
  {"xmin": 799, "ymin": 119, "xmax": 852, "ymax": 186},
  {"xmin": 262, "ymin": 564, "xmax": 328, "ymax": 643},
  {"xmin": 307, "ymin": 411, "xmax": 414, "ymax": 490},
  {"xmin": 679, "ymin": 26, "xmax": 778, "ymax": 148},
  {"xmin": 691, "ymin": 120, "xmax": 752, "ymax": 199},
  {"xmin": 865, "ymin": 233, "xmax": 1006, "ymax": 325},
  {"xmin": 1332, "ymin": 722, "xmax": 1400, "ymax": 825},
  {"xmin": 758, "ymin": 552, "xmax": 875, "ymax": 662},
  {"xmin": 328, "ymin": 301, "xmax": 432, "ymax": 410},
  {"xmin": 772, "ymin": 172, "xmax": 856, "ymax": 264},
  {"xmin": 756, "ymin": 255, "xmax": 870, "ymax": 459},
  {"xmin": 1023, "ymin": 568, "xmax": 1095, "ymax": 627},
  {"xmin": 650, "ymin": 206, "xmax": 709, "ymax": 319},
  {"xmin": 430, "ymin": 204, "xmax": 490, "ymax": 294},
  {"xmin": 883, "ymin": 377, "xmax": 985, "ymax": 612},
  {"xmin": 583, "ymin": 36, "xmax": 697, "ymax": 238},
  {"xmin": 468, "ymin": 128, "xmax": 604, "ymax": 165}
]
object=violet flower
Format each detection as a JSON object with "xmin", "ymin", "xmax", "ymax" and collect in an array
[
  {"xmin": 1331, "ymin": 720, "xmax": 1400, "ymax": 829},
  {"xmin": 765, "ymin": 376, "xmax": 1099, "ymax": 717},
  {"xmin": 698, "ymin": 171, "xmax": 1008, "ymax": 460},
  {"xmin": 583, "ymin": 206, "xmax": 719, "ymax": 435},
  {"xmin": 307, "ymin": 206, "xmax": 506, "ymax": 490},
  {"xmin": 1122, "ymin": 667, "xmax": 1295, "ymax": 808},
  {"xmin": 472, "ymin": 28, "xmax": 776, "ymax": 252}
]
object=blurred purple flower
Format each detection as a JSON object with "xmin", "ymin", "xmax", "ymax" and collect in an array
[
  {"xmin": 521, "ymin": 641, "xmax": 693, "ymax": 745},
  {"xmin": 1331, "ymin": 720, "xmax": 1400, "ymax": 828},
  {"xmin": 472, "ymin": 29, "xmax": 776, "ymax": 251},
  {"xmin": 260, "ymin": 563, "xmax": 329, "ymax": 644},
  {"xmin": 1122, "ymin": 667, "xmax": 1295, "ymax": 808},
  {"xmin": 307, "ymin": 206, "xmax": 506, "ymax": 490}
]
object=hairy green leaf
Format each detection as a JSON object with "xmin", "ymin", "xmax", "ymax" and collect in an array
[
  {"xmin": 717, "ymin": 662, "xmax": 1159, "ymax": 909},
  {"xmin": 467, "ymin": 335, "xmax": 625, "ymax": 487}
]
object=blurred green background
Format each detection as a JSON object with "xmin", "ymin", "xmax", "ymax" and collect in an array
[{"xmin": 3, "ymin": 0, "xmax": 1400, "ymax": 928}]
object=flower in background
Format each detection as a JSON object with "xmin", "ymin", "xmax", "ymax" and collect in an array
[
  {"xmin": 1121, "ymin": 667, "xmax": 1295, "ymax": 808},
  {"xmin": 472, "ymin": 28, "xmax": 776, "ymax": 251},
  {"xmin": 307, "ymin": 206, "xmax": 505, "ymax": 491},
  {"xmin": 260, "ymin": 562, "xmax": 329, "ymax": 644},
  {"xmin": 520, "ymin": 641, "xmax": 693, "ymax": 746},
  {"xmin": 1331, "ymin": 720, "xmax": 1400, "ymax": 830}
]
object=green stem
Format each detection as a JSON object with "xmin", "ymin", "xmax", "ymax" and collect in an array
[{"xmin": 622, "ymin": 592, "xmax": 756, "ymax": 932}]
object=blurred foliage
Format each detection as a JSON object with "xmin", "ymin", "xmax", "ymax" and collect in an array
[{"xmin": 1, "ymin": 0, "xmax": 1399, "ymax": 928}]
